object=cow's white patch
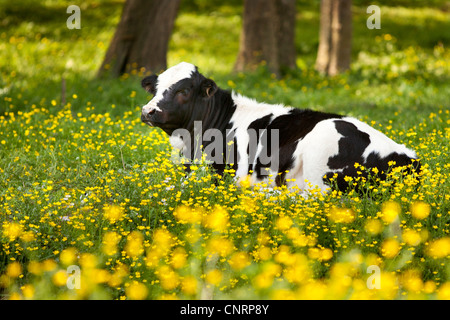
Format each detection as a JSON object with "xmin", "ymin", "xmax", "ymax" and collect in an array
[
  {"xmin": 341, "ymin": 117, "xmax": 417, "ymax": 160},
  {"xmin": 154, "ymin": 62, "xmax": 196, "ymax": 103},
  {"xmin": 169, "ymin": 134, "xmax": 185, "ymax": 151},
  {"xmin": 288, "ymin": 119, "xmax": 342, "ymax": 192},
  {"xmin": 142, "ymin": 102, "xmax": 162, "ymax": 116},
  {"xmin": 143, "ymin": 62, "xmax": 197, "ymax": 115},
  {"xmin": 230, "ymin": 92, "xmax": 290, "ymax": 128}
]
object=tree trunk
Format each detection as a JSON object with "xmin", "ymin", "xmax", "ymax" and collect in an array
[
  {"xmin": 315, "ymin": 0, "xmax": 352, "ymax": 76},
  {"xmin": 97, "ymin": 0, "xmax": 180, "ymax": 78},
  {"xmin": 315, "ymin": 0, "xmax": 333, "ymax": 74},
  {"xmin": 234, "ymin": 0, "xmax": 297, "ymax": 77},
  {"xmin": 275, "ymin": 0, "xmax": 297, "ymax": 71}
]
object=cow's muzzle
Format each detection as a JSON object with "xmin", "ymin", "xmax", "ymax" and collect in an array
[
  {"xmin": 141, "ymin": 102, "xmax": 161, "ymax": 125},
  {"xmin": 141, "ymin": 110, "xmax": 155, "ymax": 125}
]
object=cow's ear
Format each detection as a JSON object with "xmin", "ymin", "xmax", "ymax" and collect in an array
[
  {"xmin": 201, "ymin": 78, "xmax": 218, "ymax": 98},
  {"xmin": 141, "ymin": 75, "xmax": 158, "ymax": 94}
]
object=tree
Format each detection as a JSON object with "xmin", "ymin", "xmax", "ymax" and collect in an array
[
  {"xmin": 97, "ymin": 0, "xmax": 180, "ymax": 78},
  {"xmin": 315, "ymin": 0, "xmax": 352, "ymax": 76},
  {"xmin": 234, "ymin": 0, "xmax": 297, "ymax": 77}
]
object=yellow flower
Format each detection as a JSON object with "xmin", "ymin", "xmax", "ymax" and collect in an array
[
  {"xmin": 402, "ymin": 229, "xmax": 421, "ymax": 246},
  {"xmin": 173, "ymin": 205, "xmax": 202, "ymax": 224},
  {"xmin": 410, "ymin": 201, "xmax": 431, "ymax": 220},
  {"xmin": 308, "ymin": 247, "xmax": 333, "ymax": 262},
  {"xmin": 206, "ymin": 236, "xmax": 234, "ymax": 257},
  {"xmin": 328, "ymin": 207, "xmax": 355, "ymax": 223},
  {"xmin": 181, "ymin": 276, "xmax": 198, "ymax": 296},
  {"xmin": 102, "ymin": 232, "xmax": 121, "ymax": 256},
  {"xmin": 297, "ymin": 281, "xmax": 328, "ymax": 299},
  {"xmin": 21, "ymin": 284, "xmax": 34, "ymax": 299},
  {"xmin": 381, "ymin": 238, "xmax": 400, "ymax": 259},
  {"xmin": 437, "ymin": 282, "xmax": 450, "ymax": 300},
  {"xmin": 274, "ymin": 245, "xmax": 293, "ymax": 265},
  {"xmin": 256, "ymin": 246, "xmax": 272, "ymax": 261},
  {"xmin": 203, "ymin": 206, "xmax": 229, "ymax": 232},
  {"xmin": 52, "ymin": 270, "xmax": 68, "ymax": 287},
  {"xmin": 320, "ymin": 248, "xmax": 333, "ymax": 261},
  {"xmin": 425, "ymin": 237, "xmax": 450, "ymax": 259},
  {"xmin": 103, "ymin": 205, "xmax": 124, "ymax": 224},
  {"xmin": 377, "ymin": 272, "xmax": 399, "ymax": 299},
  {"xmin": 6, "ymin": 262, "xmax": 22, "ymax": 278},
  {"xmin": 228, "ymin": 252, "xmax": 251, "ymax": 271},
  {"xmin": 153, "ymin": 228, "xmax": 174, "ymax": 250},
  {"xmin": 401, "ymin": 269, "xmax": 423, "ymax": 293},
  {"xmin": 170, "ymin": 247, "xmax": 187, "ymax": 269},
  {"xmin": 108, "ymin": 264, "xmax": 128, "ymax": 288},
  {"xmin": 205, "ymin": 269, "xmax": 222, "ymax": 286},
  {"xmin": 227, "ymin": 80, "xmax": 236, "ymax": 88},
  {"xmin": 284, "ymin": 254, "xmax": 311, "ymax": 284},
  {"xmin": 271, "ymin": 289, "xmax": 296, "ymax": 300},
  {"xmin": 3, "ymin": 222, "xmax": 23, "ymax": 241},
  {"xmin": 20, "ymin": 231, "xmax": 35, "ymax": 242},
  {"xmin": 239, "ymin": 175, "xmax": 252, "ymax": 189},
  {"xmin": 60, "ymin": 247, "xmax": 78, "ymax": 266},
  {"xmin": 126, "ymin": 282, "xmax": 148, "ymax": 300},
  {"xmin": 253, "ymin": 272, "xmax": 274, "ymax": 289},
  {"xmin": 365, "ymin": 219, "xmax": 383, "ymax": 235},
  {"xmin": 27, "ymin": 261, "xmax": 42, "ymax": 275},
  {"xmin": 79, "ymin": 253, "xmax": 97, "ymax": 269},
  {"xmin": 381, "ymin": 201, "xmax": 401, "ymax": 224},
  {"xmin": 423, "ymin": 281, "xmax": 436, "ymax": 294},
  {"xmin": 157, "ymin": 265, "xmax": 179, "ymax": 290},
  {"xmin": 125, "ymin": 231, "xmax": 144, "ymax": 257},
  {"xmin": 276, "ymin": 216, "xmax": 293, "ymax": 231},
  {"xmin": 9, "ymin": 292, "xmax": 21, "ymax": 300}
]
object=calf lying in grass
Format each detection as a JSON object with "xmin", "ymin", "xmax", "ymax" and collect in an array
[{"xmin": 140, "ymin": 62, "xmax": 421, "ymax": 194}]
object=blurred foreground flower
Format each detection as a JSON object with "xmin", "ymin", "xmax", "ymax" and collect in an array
[
  {"xmin": 381, "ymin": 201, "xmax": 401, "ymax": 224},
  {"xmin": 203, "ymin": 206, "xmax": 229, "ymax": 232},
  {"xmin": 381, "ymin": 238, "xmax": 400, "ymax": 259},
  {"xmin": 103, "ymin": 205, "xmax": 124, "ymax": 224},
  {"xmin": 426, "ymin": 237, "xmax": 450, "ymax": 259},
  {"xmin": 328, "ymin": 207, "xmax": 355, "ymax": 223},
  {"xmin": 410, "ymin": 201, "xmax": 431, "ymax": 220}
]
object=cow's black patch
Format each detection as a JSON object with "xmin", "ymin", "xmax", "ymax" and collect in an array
[
  {"xmin": 327, "ymin": 120, "xmax": 371, "ymax": 170},
  {"xmin": 252, "ymin": 108, "xmax": 343, "ymax": 182},
  {"xmin": 324, "ymin": 120, "xmax": 421, "ymax": 192}
]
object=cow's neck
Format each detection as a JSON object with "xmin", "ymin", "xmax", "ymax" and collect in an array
[
  {"xmin": 184, "ymin": 89, "xmax": 236, "ymax": 160},
  {"xmin": 202, "ymin": 88, "xmax": 236, "ymax": 133},
  {"xmin": 182, "ymin": 89, "xmax": 236, "ymax": 136}
]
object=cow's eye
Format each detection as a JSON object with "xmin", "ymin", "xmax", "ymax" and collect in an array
[{"xmin": 176, "ymin": 88, "xmax": 190, "ymax": 97}]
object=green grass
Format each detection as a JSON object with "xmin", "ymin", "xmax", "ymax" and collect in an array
[{"xmin": 0, "ymin": 0, "xmax": 449, "ymax": 300}]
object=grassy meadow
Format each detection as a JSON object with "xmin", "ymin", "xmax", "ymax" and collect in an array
[{"xmin": 0, "ymin": 0, "xmax": 449, "ymax": 300}]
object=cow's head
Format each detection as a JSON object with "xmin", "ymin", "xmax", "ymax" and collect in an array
[{"xmin": 141, "ymin": 62, "xmax": 218, "ymax": 135}]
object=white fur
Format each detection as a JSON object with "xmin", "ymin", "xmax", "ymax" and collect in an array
[
  {"xmin": 341, "ymin": 117, "xmax": 417, "ymax": 160},
  {"xmin": 287, "ymin": 119, "xmax": 342, "ymax": 192},
  {"xmin": 169, "ymin": 135, "xmax": 185, "ymax": 151}
]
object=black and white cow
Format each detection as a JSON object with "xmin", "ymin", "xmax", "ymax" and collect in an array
[{"xmin": 141, "ymin": 62, "xmax": 420, "ymax": 194}]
